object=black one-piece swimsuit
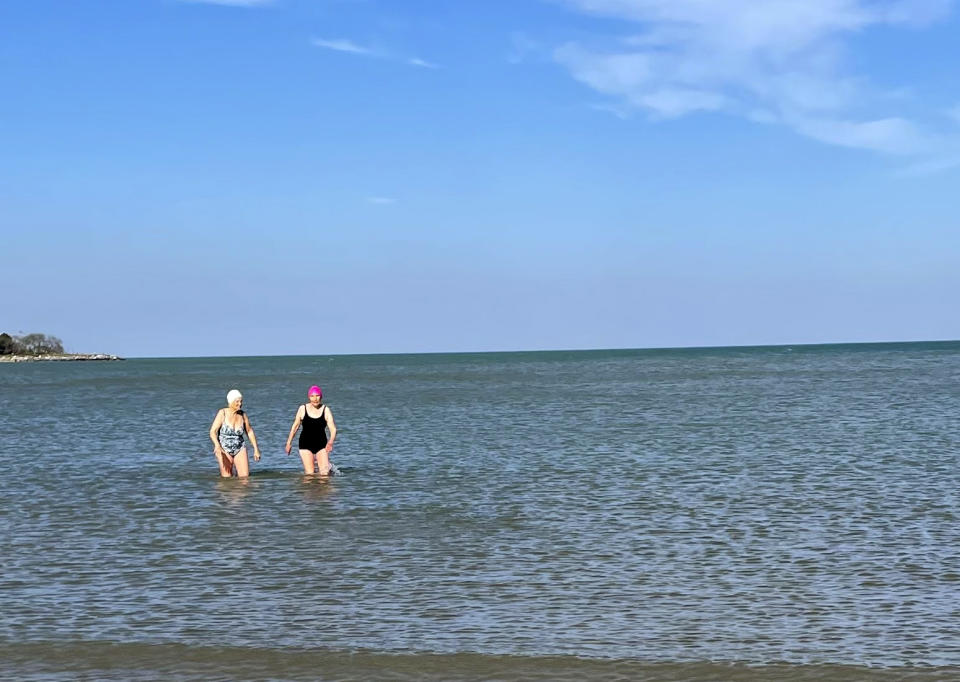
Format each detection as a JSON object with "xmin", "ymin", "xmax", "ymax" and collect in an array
[{"xmin": 298, "ymin": 404, "xmax": 328, "ymax": 454}]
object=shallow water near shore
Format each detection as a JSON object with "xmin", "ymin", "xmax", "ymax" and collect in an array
[{"xmin": 2, "ymin": 343, "xmax": 960, "ymax": 679}]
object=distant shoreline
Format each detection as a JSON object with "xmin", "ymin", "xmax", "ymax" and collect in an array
[
  {"xmin": 0, "ymin": 353, "xmax": 123, "ymax": 363},
  {"xmin": 118, "ymin": 338, "xmax": 960, "ymax": 360}
]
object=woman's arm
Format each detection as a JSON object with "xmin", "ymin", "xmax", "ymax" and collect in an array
[
  {"xmin": 284, "ymin": 406, "xmax": 304, "ymax": 454},
  {"xmin": 243, "ymin": 412, "xmax": 261, "ymax": 461},
  {"xmin": 324, "ymin": 406, "xmax": 337, "ymax": 454},
  {"xmin": 209, "ymin": 409, "xmax": 224, "ymax": 455}
]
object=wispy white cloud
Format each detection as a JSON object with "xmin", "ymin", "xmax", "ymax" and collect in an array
[
  {"xmin": 366, "ymin": 196, "xmax": 396, "ymax": 205},
  {"xmin": 407, "ymin": 57, "xmax": 440, "ymax": 69},
  {"xmin": 311, "ymin": 38, "xmax": 378, "ymax": 56},
  {"xmin": 311, "ymin": 37, "xmax": 439, "ymax": 69},
  {"xmin": 551, "ymin": 0, "xmax": 959, "ymax": 162},
  {"xmin": 790, "ymin": 115, "xmax": 938, "ymax": 155}
]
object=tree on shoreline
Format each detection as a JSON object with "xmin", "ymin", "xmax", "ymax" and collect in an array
[{"xmin": 0, "ymin": 332, "xmax": 65, "ymax": 355}]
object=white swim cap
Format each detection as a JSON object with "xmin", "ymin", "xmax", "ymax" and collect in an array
[{"xmin": 226, "ymin": 389, "xmax": 242, "ymax": 404}]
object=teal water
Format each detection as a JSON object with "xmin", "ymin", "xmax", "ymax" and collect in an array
[{"xmin": 2, "ymin": 343, "xmax": 959, "ymax": 680}]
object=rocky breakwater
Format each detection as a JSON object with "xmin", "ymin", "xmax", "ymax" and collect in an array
[{"xmin": 0, "ymin": 353, "xmax": 124, "ymax": 363}]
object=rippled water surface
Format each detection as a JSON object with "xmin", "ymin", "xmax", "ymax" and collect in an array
[{"xmin": 2, "ymin": 343, "xmax": 960, "ymax": 680}]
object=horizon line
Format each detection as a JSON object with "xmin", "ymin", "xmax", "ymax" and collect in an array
[{"xmin": 107, "ymin": 337, "xmax": 960, "ymax": 360}]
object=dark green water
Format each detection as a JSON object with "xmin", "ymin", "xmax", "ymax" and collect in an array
[{"xmin": 2, "ymin": 343, "xmax": 959, "ymax": 680}]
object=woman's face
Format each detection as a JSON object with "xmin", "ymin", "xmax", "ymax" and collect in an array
[
  {"xmin": 230, "ymin": 397, "xmax": 243, "ymax": 410},
  {"xmin": 308, "ymin": 393, "xmax": 322, "ymax": 406}
]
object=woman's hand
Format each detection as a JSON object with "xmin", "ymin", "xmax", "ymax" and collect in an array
[
  {"xmin": 284, "ymin": 442, "xmax": 292, "ymax": 455},
  {"xmin": 253, "ymin": 448, "xmax": 261, "ymax": 462},
  {"xmin": 325, "ymin": 442, "xmax": 334, "ymax": 454}
]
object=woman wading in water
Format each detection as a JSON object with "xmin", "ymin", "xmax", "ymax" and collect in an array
[
  {"xmin": 284, "ymin": 385, "xmax": 337, "ymax": 475},
  {"xmin": 209, "ymin": 389, "xmax": 261, "ymax": 477}
]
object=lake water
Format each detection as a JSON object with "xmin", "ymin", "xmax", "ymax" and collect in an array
[{"xmin": 2, "ymin": 343, "xmax": 959, "ymax": 680}]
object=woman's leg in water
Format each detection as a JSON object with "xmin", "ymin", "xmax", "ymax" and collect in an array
[
  {"xmin": 298, "ymin": 449, "xmax": 316, "ymax": 474},
  {"xmin": 233, "ymin": 447, "xmax": 250, "ymax": 478},
  {"xmin": 316, "ymin": 448, "xmax": 331, "ymax": 476},
  {"xmin": 217, "ymin": 450, "xmax": 235, "ymax": 477}
]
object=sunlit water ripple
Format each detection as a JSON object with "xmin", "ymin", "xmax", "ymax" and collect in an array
[{"xmin": 1, "ymin": 344, "xmax": 959, "ymax": 679}]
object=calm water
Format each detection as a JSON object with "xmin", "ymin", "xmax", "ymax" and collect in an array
[{"xmin": 2, "ymin": 343, "xmax": 960, "ymax": 680}]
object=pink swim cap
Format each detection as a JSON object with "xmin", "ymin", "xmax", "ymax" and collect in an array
[{"xmin": 308, "ymin": 385, "xmax": 323, "ymax": 397}]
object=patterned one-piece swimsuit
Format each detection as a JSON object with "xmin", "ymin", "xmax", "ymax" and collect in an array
[{"xmin": 218, "ymin": 413, "xmax": 245, "ymax": 455}]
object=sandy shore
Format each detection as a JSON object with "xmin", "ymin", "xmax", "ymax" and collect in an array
[{"xmin": 0, "ymin": 353, "xmax": 123, "ymax": 363}]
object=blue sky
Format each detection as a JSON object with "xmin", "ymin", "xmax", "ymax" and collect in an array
[{"xmin": 2, "ymin": 0, "xmax": 958, "ymax": 357}]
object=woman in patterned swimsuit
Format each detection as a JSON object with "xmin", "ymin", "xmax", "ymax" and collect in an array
[{"xmin": 209, "ymin": 389, "xmax": 261, "ymax": 478}]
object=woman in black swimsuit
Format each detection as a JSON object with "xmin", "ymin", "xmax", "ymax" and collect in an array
[{"xmin": 284, "ymin": 385, "xmax": 337, "ymax": 475}]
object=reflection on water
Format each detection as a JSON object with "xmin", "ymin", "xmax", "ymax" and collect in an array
[
  {"xmin": 214, "ymin": 477, "xmax": 255, "ymax": 507},
  {"xmin": 298, "ymin": 473, "xmax": 337, "ymax": 503}
]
